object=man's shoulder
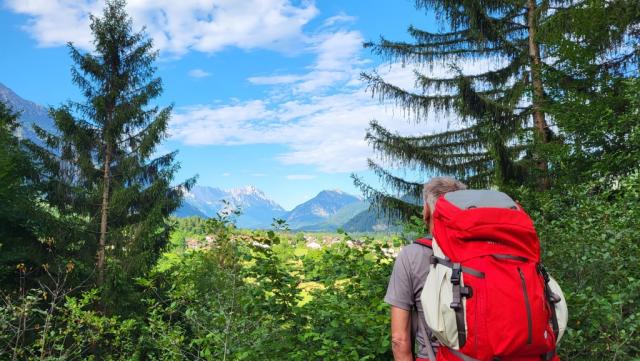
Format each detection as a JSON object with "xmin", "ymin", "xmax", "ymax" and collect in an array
[
  {"xmin": 398, "ymin": 242, "xmax": 433, "ymax": 261},
  {"xmin": 403, "ymin": 242, "xmax": 434, "ymax": 252}
]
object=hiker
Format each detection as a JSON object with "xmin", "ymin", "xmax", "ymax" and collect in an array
[
  {"xmin": 385, "ymin": 177, "xmax": 567, "ymax": 361},
  {"xmin": 385, "ymin": 177, "xmax": 467, "ymax": 361}
]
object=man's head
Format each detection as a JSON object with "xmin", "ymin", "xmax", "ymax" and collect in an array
[{"xmin": 422, "ymin": 177, "xmax": 467, "ymax": 231}]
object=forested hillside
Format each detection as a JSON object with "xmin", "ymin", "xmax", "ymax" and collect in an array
[{"xmin": 1, "ymin": 0, "xmax": 638, "ymax": 360}]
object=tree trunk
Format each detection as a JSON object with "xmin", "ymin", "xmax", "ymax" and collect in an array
[
  {"xmin": 97, "ymin": 142, "xmax": 111, "ymax": 287},
  {"xmin": 526, "ymin": 0, "xmax": 551, "ymax": 189}
]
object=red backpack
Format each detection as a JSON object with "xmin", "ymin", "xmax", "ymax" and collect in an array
[{"xmin": 420, "ymin": 190, "xmax": 566, "ymax": 361}]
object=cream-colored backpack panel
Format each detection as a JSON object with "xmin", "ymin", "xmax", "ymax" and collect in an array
[
  {"xmin": 548, "ymin": 276, "xmax": 568, "ymax": 343},
  {"xmin": 420, "ymin": 240, "xmax": 466, "ymax": 349}
]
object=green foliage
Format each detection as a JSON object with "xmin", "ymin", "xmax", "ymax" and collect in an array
[
  {"xmin": 0, "ymin": 274, "xmax": 139, "ymax": 360},
  {"xmin": 295, "ymin": 233, "xmax": 394, "ymax": 360},
  {"xmin": 141, "ymin": 218, "xmax": 301, "ymax": 360},
  {"xmin": 539, "ymin": 0, "xmax": 639, "ymax": 186},
  {"xmin": 546, "ymin": 74, "xmax": 640, "ymax": 185},
  {"xmin": 0, "ymin": 101, "xmax": 45, "ymax": 286},
  {"xmin": 141, "ymin": 220, "xmax": 397, "ymax": 360},
  {"xmin": 0, "ymin": 101, "xmax": 73, "ymax": 290},
  {"xmin": 518, "ymin": 173, "xmax": 640, "ymax": 360}
]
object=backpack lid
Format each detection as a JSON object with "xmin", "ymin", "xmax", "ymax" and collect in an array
[
  {"xmin": 433, "ymin": 190, "xmax": 540, "ymax": 262},
  {"xmin": 444, "ymin": 189, "xmax": 518, "ymax": 210}
]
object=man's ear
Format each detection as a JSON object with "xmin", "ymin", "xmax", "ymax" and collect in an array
[{"xmin": 423, "ymin": 203, "xmax": 430, "ymax": 225}]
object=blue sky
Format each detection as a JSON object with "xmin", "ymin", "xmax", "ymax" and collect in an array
[{"xmin": 0, "ymin": 0, "xmax": 468, "ymax": 209}]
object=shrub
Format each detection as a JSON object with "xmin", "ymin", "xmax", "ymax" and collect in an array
[{"xmin": 521, "ymin": 172, "xmax": 640, "ymax": 360}]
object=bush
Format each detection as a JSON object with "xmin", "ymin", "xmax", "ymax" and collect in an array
[
  {"xmin": 142, "ymin": 221, "xmax": 396, "ymax": 360},
  {"xmin": 0, "ymin": 287, "xmax": 138, "ymax": 360},
  {"xmin": 4, "ymin": 184, "xmax": 637, "ymax": 360},
  {"xmin": 520, "ymin": 172, "xmax": 640, "ymax": 360}
]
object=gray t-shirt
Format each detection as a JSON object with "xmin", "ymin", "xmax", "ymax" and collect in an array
[{"xmin": 384, "ymin": 242, "xmax": 436, "ymax": 359}]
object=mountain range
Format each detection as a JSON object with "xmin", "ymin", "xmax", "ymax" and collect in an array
[
  {"xmin": 181, "ymin": 185, "xmax": 288, "ymax": 228},
  {"xmin": 177, "ymin": 185, "xmax": 391, "ymax": 231},
  {"xmin": 1, "ymin": 82, "xmax": 390, "ymax": 232}
]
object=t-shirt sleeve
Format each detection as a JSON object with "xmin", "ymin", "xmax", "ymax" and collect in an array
[{"xmin": 384, "ymin": 247, "xmax": 414, "ymax": 311}]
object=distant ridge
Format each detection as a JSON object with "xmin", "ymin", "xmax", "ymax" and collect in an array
[
  {"xmin": 0, "ymin": 83, "xmax": 55, "ymax": 142},
  {"xmin": 176, "ymin": 185, "xmax": 383, "ymax": 231},
  {"xmin": 178, "ymin": 185, "xmax": 287, "ymax": 228},
  {"xmin": 285, "ymin": 190, "xmax": 361, "ymax": 229}
]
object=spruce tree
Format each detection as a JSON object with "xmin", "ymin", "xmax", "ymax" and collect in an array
[
  {"xmin": 355, "ymin": 0, "xmax": 560, "ymax": 218},
  {"xmin": 26, "ymin": 0, "xmax": 193, "ymax": 312},
  {"xmin": 542, "ymin": 0, "xmax": 640, "ymax": 182}
]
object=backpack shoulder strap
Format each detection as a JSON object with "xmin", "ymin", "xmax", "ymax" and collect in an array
[{"xmin": 414, "ymin": 238, "xmax": 433, "ymax": 248}]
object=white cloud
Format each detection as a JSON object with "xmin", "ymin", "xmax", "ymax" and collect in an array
[
  {"xmin": 286, "ymin": 174, "xmax": 316, "ymax": 180},
  {"xmin": 322, "ymin": 13, "xmax": 356, "ymax": 27},
  {"xmin": 248, "ymin": 30, "xmax": 365, "ymax": 93},
  {"xmin": 248, "ymin": 74, "xmax": 305, "ymax": 85},
  {"xmin": 170, "ymin": 85, "xmax": 453, "ymax": 173},
  {"xmin": 222, "ymin": 172, "xmax": 231, "ymax": 177},
  {"xmin": 6, "ymin": 0, "xmax": 318, "ymax": 56},
  {"xmin": 171, "ymin": 100, "xmax": 274, "ymax": 145},
  {"xmin": 188, "ymin": 68, "xmax": 211, "ymax": 78},
  {"xmin": 171, "ymin": 57, "xmax": 506, "ymax": 173},
  {"xmin": 313, "ymin": 30, "xmax": 363, "ymax": 71}
]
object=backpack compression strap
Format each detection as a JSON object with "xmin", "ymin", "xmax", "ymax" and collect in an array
[
  {"xmin": 538, "ymin": 264, "xmax": 560, "ymax": 361},
  {"xmin": 412, "ymin": 237, "xmax": 437, "ymax": 361}
]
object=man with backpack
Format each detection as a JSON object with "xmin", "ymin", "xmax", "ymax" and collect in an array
[
  {"xmin": 385, "ymin": 177, "xmax": 567, "ymax": 361},
  {"xmin": 385, "ymin": 177, "xmax": 467, "ymax": 361}
]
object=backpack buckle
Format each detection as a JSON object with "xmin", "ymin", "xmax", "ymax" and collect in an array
[{"xmin": 451, "ymin": 263, "xmax": 462, "ymax": 285}]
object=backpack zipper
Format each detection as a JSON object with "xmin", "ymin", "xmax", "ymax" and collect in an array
[{"xmin": 518, "ymin": 267, "xmax": 533, "ymax": 344}]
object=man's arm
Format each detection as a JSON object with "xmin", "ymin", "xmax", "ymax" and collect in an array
[{"xmin": 390, "ymin": 306, "xmax": 413, "ymax": 361}]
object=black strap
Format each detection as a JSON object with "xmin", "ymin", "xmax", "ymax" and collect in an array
[
  {"xmin": 448, "ymin": 348, "xmax": 481, "ymax": 361},
  {"xmin": 450, "ymin": 263, "xmax": 467, "ymax": 348},
  {"xmin": 491, "ymin": 254, "xmax": 529, "ymax": 262},
  {"xmin": 416, "ymin": 307, "xmax": 437, "ymax": 361},
  {"xmin": 431, "ymin": 256, "xmax": 485, "ymax": 279},
  {"xmin": 412, "ymin": 302, "xmax": 437, "ymax": 361},
  {"xmin": 538, "ymin": 264, "xmax": 560, "ymax": 339},
  {"xmin": 546, "ymin": 282, "xmax": 560, "ymax": 338}
]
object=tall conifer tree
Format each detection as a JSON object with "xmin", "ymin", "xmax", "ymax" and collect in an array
[
  {"xmin": 26, "ymin": 0, "xmax": 192, "ymax": 311},
  {"xmin": 542, "ymin": 0, "xmax": 640, "ymax": 182},
  {"xmin": 355, "ymin": 0, "xmax": 558, "ymax": 218}
]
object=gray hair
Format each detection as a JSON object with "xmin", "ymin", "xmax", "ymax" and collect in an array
[{"xmin": 423, "ymin": 177, "xmax": 467, "ymax": 211}]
